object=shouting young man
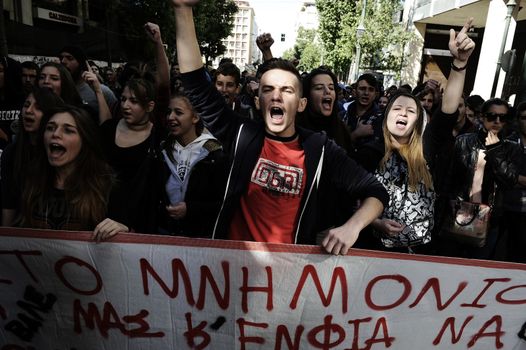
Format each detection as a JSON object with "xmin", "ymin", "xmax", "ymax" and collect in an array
[{"xmin": 170, "ymin": 0, "xmax": 388, "ymax": 255}]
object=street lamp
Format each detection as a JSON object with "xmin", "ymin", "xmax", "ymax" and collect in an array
[
  {"xmin": 353, "ymin": 0, "xmax": 367, "ymax": 82},
  {"xmin": 490, "ymin": 0, "xmax": 517, "ymax": 98},
  {"xmin": 356, "ymin": 23, "xmax": 366, "ymax": 39}
]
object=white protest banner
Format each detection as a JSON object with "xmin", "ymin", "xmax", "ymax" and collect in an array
[{"xmin": 1, "ymin": 227, "xmax": 526, "ymax": 350}]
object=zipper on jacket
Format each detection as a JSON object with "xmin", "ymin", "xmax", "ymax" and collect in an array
[
  {"xmin": 212, "ymin": 124, "xmax": 245, "ymax": 239},
  {"xmin": 294, "ymin": 145, "xmax": 325, "ymax": 244}
]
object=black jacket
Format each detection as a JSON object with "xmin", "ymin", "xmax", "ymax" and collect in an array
[
  {"xmin": 181, "ymin": 68, "xmax": 389, "ymax": 244},
  {"xmin": 450, "ymin": 129, "xmax": 521, "ymax": 205},
  {"xmin": 158, "ymin": 139, "xmax": 228, "ymax": 238},
  {"xmin": 297, "ymin": 107, "xmax": 354, "ymax": 156}
]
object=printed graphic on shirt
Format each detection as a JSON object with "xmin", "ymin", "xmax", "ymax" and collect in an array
[
  {"xmin": 0, "ymin": 110, "xmax": 20, "ymax": 121},
  {"xmin": 177, "ymin": 161, "xmax": 189, "ymax": 181},
  {"xmin": 251, "ymin": 158, "xmax": 304, "ymax": 195}
]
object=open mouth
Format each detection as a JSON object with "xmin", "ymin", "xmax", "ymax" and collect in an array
[
  {"xmin": 270, "ymin": 107, "xmax": 284, "ymax": 121},
  {"xmin": 395, "ymin": 119, "xmax": 408, "ymax": 128},
  {"xmin": 321, "ymin": 98, "xmax": 333, "ymax": 109},
  {"xmin": 48, "ymin": 143, "xmax": 66, "ymax": 157},
  {"xmin": 23, "ymin": 117, "xmax": 36, "ymax": 125},
  {"xmin": 221, "ymin": 94, "xmax": 232, "ymax": 104}
]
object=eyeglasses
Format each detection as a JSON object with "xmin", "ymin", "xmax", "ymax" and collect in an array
[{"xmin": 484, "ymin": 113, "xmax": 510, "ymax": 122}]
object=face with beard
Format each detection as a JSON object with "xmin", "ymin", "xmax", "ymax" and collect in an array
[{"xmin": 60, "ymin": 52, "xmax": 82, "ymax": 81}]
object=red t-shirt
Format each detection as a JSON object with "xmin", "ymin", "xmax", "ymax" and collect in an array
[{"xmin": 229, "ymin": 137, "xmax": 306, "ymax": 243}]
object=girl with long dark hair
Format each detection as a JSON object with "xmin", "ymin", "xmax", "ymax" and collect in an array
[
  {"xmin": 1, "ymin": 87, "xmax": 64, "ymax": 226},
  {"xmin": 20, "ymin": 105, "xmax": 128, "ymax": 239}
]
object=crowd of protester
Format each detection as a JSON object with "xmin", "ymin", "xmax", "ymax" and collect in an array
[{"xmin": 0, "ymin": 1, "xmax": 524, "ymax": 263}]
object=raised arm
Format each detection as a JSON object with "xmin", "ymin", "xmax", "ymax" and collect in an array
[
  {"xmin": 441, "ymin": 18, "xmax": 475, "ymax": 114},
  {"xmin": 144, "ymin": 22, "xmax": 170, "ymax": 90},
  {"xmin": 171, "ymin": 0, "xmax": 203, "ymax": 73},
  {"xmin": 169, "ymin": 0, "xmax": 241, "ymax": 147},
  {"xmin": 82, "ymin": 65, "xmax": 112, "ymax": 125},
  {"xmin": 425, "ymin": 18, "xmax": 476, "ymax": 168},
  {"xmin": 256, "ymin": 33, "xmax": 274, "ymax": 62}
]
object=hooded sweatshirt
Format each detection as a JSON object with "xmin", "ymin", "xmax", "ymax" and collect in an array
[{"xmin": 162, "ymin": 133, "xmax": 217, "ymax": 204}]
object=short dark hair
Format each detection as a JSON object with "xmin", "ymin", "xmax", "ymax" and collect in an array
[
  {"xmin": 214, "ymin": 62, "xmax": 241, "ymax": 85},
  {"xmin": 218, "ymin": 57, "xmax": 233, "ymax": 66},
  {"xmin": 399, "ymin": 84, "xmax": 413, "ymax": 93},
  {"xmin": 357, "ymin": 73, "xmax": 378, "ymax": 91},
  {"xmin": 481, "ymin": 98, "xmax": 509, "ymax": 115},
  {"xmin": 516, "ymin": 101, "xmax": 526, "ymax": 117},
  {"xmin": 256, "ymin": 58, "xmax": 303, "ymax": 95},
  {"xmin": 21, "ymin": 61, "xmax": 40, "ymax": 72},
  {"xmin": 59, "ymin": 45, "xmax": 88, "ymax": 72},
  {"xmin": 466, "ymin": 94, "xmax": 485, "ymax": 112}
]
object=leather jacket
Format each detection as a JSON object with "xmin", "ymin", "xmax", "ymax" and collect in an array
[{"xmin": 450, "ymin": 128, "xmax": 521, "ymax": 205}]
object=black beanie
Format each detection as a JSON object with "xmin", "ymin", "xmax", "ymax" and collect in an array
[{"xmin": 60, "ymin": 45, "xmax": 88, "ymax": 72}]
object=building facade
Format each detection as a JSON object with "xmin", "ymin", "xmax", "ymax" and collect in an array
[
  {"xmin": 3, "ymin": 0, "xmax": 124, "ymax": 64},
  {"xmin": 215, "ymin": 0, "xmax": 260, "ymax": 70},
  {"xmin": 296, "ymin": 1, "xmax": 319, "ymax": 31},
  {"xmin": 401, "ymin": 0, "xmax": 526, "ymax": 103}
]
